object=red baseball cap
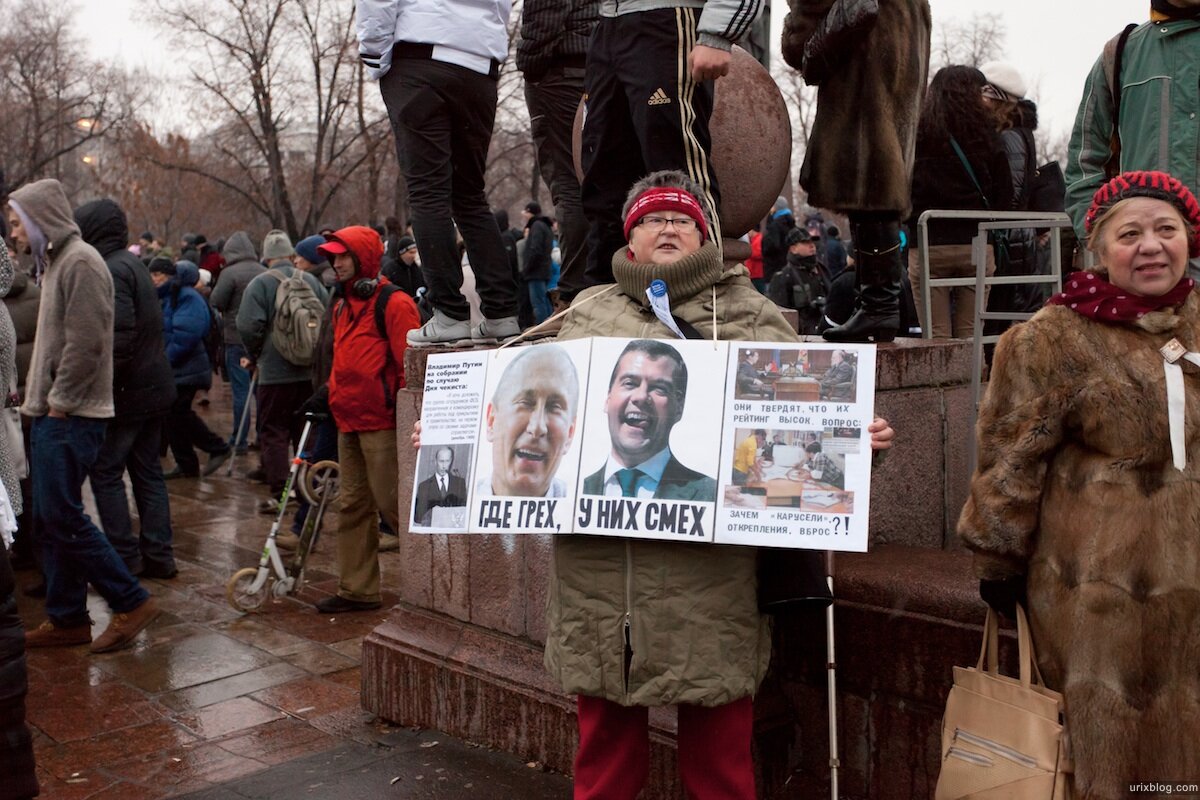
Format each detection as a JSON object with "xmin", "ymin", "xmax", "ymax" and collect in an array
[{"xmin": 316, "ymin": 239, "xmax": 349, "ymax": 257}]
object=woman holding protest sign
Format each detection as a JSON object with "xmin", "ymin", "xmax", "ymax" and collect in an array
[
  {"xmin": 958, "ymin": 171, "xmax": 1200, "ymax": 797},
  {"xmin": 412, "ymin": 171, "xmax": 894, "ymax": 798},
  {"xmin": 547, "ymin": 171, "xmax": 893, "ymax": 798}
]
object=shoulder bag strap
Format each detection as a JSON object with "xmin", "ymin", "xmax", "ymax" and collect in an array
[{"xmin": 949, "ymin": 136, "xmax": 990, "ymax": 210}]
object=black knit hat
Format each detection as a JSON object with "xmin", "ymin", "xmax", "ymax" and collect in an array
[
  {"xmin": 525, "ymin": 201, "xmax": 542, "ymax": 215},
  {"xmin": 147, "ymin": 255, "xmax": 176, "ymax": 275},
  {"xmin": 1086, "ymin": 170, "xmax": 1200, "ymax": 256}
]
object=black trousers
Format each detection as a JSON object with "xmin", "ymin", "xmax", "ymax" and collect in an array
[
  {"xmin": 525, "ymin": 67, "xmax": 590, "ymax": 299},
  {"xmin": 379, "ymin": 57, "xmax": 518, "ymax": 322},
  {"xmin": 165, "ymin": 385, "xmax": 227, "ymax": 474},
  {"xmin": 580, "ymin": 8, "xmax": 722, "ymax": 288}
]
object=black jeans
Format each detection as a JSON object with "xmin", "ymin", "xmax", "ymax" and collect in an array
[
  {"xmin": 525, "ymin": 68, "xmax": 589, "ymax": 299},
  {"xmin": 379, "ymin": 56, "xmax": 518, "ymax": 322},
  {"xmin": 580, "ymin": 9, "xmax": 722, "ymax": 287},
  {"xmin": 166, "ymin": 385, "xmax": 228, "ymax": 474},
  {"xmin": 89, "ymin": 414, "xmax": 174, "ymax": 573}
]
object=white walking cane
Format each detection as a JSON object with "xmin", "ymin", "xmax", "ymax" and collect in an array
[
  {"xmin": 825, "ymin": 550, "xmax": 840, "ymax": 800},
  {"xmin": 226, "ymin": 371, "xmax": 258, "ymax": 477}
]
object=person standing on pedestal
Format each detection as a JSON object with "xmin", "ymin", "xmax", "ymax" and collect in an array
[
  {"xmin": 357, "ymin": 0, "xmax": 521, "ymax": 345},
  {"xmin": 579, "ymin": 0, "xmax": 763, "ymax": 288},
  {"xmin": 783, "ymin": 0, "xmax": 931, "ymax": 342}
]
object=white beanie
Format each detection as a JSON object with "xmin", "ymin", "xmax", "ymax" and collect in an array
[{"xmin": 979, "ymin": 61, "xmax": 1026, "ymax": 101}]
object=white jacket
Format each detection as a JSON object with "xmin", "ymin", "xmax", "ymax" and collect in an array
[{"xmin": 356, "ymin": 0, "xmax": 512, "ymax": 80}]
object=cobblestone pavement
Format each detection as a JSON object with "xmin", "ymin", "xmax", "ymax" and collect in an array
[{"xmin": 13, "ymin": 383, "xmax": 569, "ymax": 799}]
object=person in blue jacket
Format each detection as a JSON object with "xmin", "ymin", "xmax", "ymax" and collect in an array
[{"xmin": 148, "ymin": 257, "xmax": 230, "ymax": 478}]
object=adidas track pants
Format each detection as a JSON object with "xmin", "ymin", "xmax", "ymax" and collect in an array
[{"xmin": 579, "ymin": 8, "xmax": 723, "ymax": 287}]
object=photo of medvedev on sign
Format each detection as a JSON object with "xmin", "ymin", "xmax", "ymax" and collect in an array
[
  {"xmin": 469, "ymin": 340, "xmax": 592, "ymax": 534},
  {"xmin": 719, "ymin": 343, "xmax": 876, "ymax": 551},
  {"xmin": 409, "ymin": 351, "xmax": 489, "ymax": 533},
  {"xmin": 574, "ymin": 337, "xmax": 729, "ymax": 543}
]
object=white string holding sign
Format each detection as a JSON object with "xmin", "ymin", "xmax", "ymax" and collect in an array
[
  {"xmin": 1159, "ymin": 337, "xmax": 1200, "ymax": 471},
  {"xmin": 646, "ymin": 279, "xmax": 688, "ymax": 341}
]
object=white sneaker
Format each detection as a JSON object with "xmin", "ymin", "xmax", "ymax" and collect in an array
[
  {"xmin": 472, "ymin": 315, "xmax": 521, "ymax": 342},
  {"xmin": 406, "ymin": 310, "xmax": 472, "ymax": 346}
]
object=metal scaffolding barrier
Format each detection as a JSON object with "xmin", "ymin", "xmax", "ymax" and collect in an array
[{"xmin": 915, "ymin": 209, "xmax": 1074, "ymax": 472}]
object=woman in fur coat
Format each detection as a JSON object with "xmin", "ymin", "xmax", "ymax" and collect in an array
[{"xmin": 958, "ymin": 170, "xmax": 1200, "ymax": 799}]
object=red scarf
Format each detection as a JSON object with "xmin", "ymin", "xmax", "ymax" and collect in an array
[{"xmin": 1046, "ymin": 271, "xmax": 1195, "ymax": 322}]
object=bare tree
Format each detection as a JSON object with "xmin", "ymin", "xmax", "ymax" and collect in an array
[
  {"xmin": 0, "ymin": 0, "xmax": 136, "ymax": 193},
  {"xmin": 149, "ymin": 0, "xmax": 389, "ymax": 239},
  {"xmin": 931, "ymin": 12, "xmax": 1006, "ymax": 70}
]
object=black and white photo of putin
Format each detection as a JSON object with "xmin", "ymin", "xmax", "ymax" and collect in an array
[
  {"xmin": 476, "ymin": 345, "xmax": 580, "ymax": 497},
  {"xmin": 582, "ymin": 339, "xmax": 717, "ymax": 501},
  {"xmin": 413, "ymin": 446, "xmax": 468, "ymax": 525}
]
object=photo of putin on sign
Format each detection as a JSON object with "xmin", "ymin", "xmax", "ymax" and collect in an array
[
  {"xmin": 476, "ymin": 345, "xmax": 580, "ymax": 498},
  {"xmin": 412, "ymin": 446, "xmax": 468, "ymax": 525},
  {"xmin": 581, "ymin": 339, "xmax": 717, "ymax": 502}
]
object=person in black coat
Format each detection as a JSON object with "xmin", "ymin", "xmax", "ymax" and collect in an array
[
  {"xmin": 761, "ymin": 198, "xmax": 796, "ymax": 283},
  {"xmin": 0, "ymin": 542, "xmax": 37, "ymax": 800},
  {"xmin": 521, "ymin": 201, "xmax": 555, "ymax": 324},
  {"xmin": 74, "ymin": 199, "xmax": 180, "ymax": 579}
]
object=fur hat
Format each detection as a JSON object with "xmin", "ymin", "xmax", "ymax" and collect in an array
[
  {"xmin": 980, "ymin": 61, "xmax": 1026, "ymax": 101},
  {"xmin": 261, "ymin": 228, "xmax": 294, "ymax": 261},
  {"xmin": 1086, "ymin": 171, "xmax": 1200, "ymax": 257},
  {"xmin": 786, "ymin": 227, "xmax": 812, "ymax": 247}
]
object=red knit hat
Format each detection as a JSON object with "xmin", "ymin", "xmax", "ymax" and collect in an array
[
  {"xmin": 622, "ymin": 187, "xmax": 709, "ymax": 242},
  {"xmin": 1085, "ymin": 170, "xmax": 1200, "ymax": 257}
]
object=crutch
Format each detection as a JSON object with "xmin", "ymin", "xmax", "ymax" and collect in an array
[
  {"xmin": 825, "ymin": 550, "xmax": 840, "ymax": 799},
  {"xmin": 226, "ymin": 371, "xmax": 258, "ymax": 477}
]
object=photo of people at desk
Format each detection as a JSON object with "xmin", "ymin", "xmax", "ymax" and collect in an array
[
  {"xmin": 734, "ymin": 347, "xmax": 859, "ymax": 403},
  {"xmin": 725, "ymin": 427, "xmax": 856, "ymax": 513}
]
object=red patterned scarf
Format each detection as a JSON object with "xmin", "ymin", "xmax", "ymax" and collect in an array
[{"xmin": 1047, "ymin": 271, "xmax": 1195, "ymax": 322}]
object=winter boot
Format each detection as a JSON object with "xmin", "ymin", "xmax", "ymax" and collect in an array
[{"xmin": 823, "ymin": 218, "xmax": 901, "ymax": 343}]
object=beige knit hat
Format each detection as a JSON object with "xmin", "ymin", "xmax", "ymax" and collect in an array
[{"xmin": 261, "ymin": 228, "xmax": 294, "ymax": 261}]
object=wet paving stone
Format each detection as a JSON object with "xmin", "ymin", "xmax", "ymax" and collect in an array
[
  {"xmin": 17, "ymin": 384, "xmax": 574, "ymax": 798},
  {"xmin": 93, "ymin": 632, "xmax": 277, "ymax": 694},
  {"xmin": 278, "ymin": 642, "xmax": 359, "ymax": 675},
  {"xmin": 157, "ymin": 662, "xmax": 309, "ymax": 714},
  {"xmin": 250, "ymin": 675, "xmax": 361, "ymax": 720}
]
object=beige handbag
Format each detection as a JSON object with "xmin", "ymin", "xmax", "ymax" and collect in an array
[{"xmin": 934, "ymin": 605, "xmax": 1072, "ymax": 799}]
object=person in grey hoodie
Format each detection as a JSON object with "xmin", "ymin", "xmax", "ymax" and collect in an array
[
  {"xmin": 236, "ymin": 230, "xmax": 329, "ymax": 512},
  {"xmin": 6, "ymin": 178, "xmax": 158, "ymax": 654},
  {"xmin": 210, "ymin": 231, "xmax": 264, "ymax": 453}
]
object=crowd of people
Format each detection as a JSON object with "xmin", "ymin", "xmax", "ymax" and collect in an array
[{"xmin": 0, "ymin": 0, "xmax": 1198, "ymax": 797}]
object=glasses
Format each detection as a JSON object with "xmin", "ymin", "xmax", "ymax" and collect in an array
[{"xmin": 638, "ymin": 215, "xmax": 699, "ymax": 233}]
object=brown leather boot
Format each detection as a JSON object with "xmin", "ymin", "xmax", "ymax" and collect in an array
[
  {"xmin": 25, "ymin": 620, "xmax": 92, "ymax": 648},
  {"xmin": 90, "ymin": 597, "xmax": 160, "ymax": 653}
]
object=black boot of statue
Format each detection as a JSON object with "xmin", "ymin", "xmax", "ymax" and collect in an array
[{"xmin": 822, "ymin": 217, "xmax": 902, "ymax": 343}]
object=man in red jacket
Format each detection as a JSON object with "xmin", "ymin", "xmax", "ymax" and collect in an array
[{"xmin": 312, "ymin": 226, "xmax": 421, "ymax": 613}]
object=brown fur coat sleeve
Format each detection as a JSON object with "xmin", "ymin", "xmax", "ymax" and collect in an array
[{"xmin": 957, "ymin": 319, "xmax": 1073, "ymax": 580}]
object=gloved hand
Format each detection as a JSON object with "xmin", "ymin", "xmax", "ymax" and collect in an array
[
  {"xmin": 979, "ymin": 576, "xmax": 1027, "ymax": 621},
  {"xmin": 299, "ymin": 385, "xmax": 330, "ymax": 418}
]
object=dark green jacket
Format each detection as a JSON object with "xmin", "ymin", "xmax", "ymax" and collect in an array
[{"xmin": 1065, "ymin": 18, "xmax": 1200, "ymax": 238}]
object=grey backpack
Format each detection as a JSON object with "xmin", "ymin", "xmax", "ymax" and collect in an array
[{"xmin": 266, "ymin": 269, "xmax": 323, "ymax": 366}]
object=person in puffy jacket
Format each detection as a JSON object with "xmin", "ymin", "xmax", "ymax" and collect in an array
[
  {"xmin": 149, "ymin": 257, "xmax": 230, "ymax": 479},
  {"xmin": 305, "ymin": 225, "xmax": 420, "ymax": 614}
]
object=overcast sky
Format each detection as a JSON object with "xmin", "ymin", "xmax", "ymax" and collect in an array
[{"xmin": 78, "ymin": 0, "xmax": 1139, "ymax": 141}]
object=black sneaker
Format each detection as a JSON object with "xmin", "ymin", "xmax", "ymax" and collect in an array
[
  {"xmin": 202, "ymin": 448, "xmax": 232, "ymax": 477},
  {"xmin": 163, "ymin": 467, "xmax": 200, "ymax": 480},
  {"xmin": 314, "ymin": 595, "xmax": 382, "ymax": 614},
  {"xmin": 245, "ymin": 467, "xmax": 267, "ymax": 482},
  {"xmin": 139, "ymin": 562, "xmax": 179, "ymax": 580}
]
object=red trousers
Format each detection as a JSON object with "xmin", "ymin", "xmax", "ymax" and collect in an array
[{"xmin": 573, "ymin": 695, "xmax": 756, "ymax": 800}]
